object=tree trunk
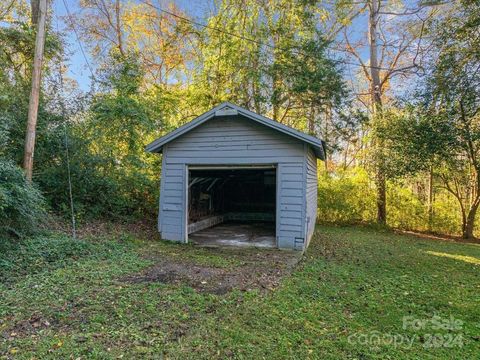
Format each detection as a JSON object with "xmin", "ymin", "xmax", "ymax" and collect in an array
[
  {"xmin": 23, "ymin": 0, "xmax": 47, "ymax": 181},
  {"xmin": 427, "ymin": 167, "xmax": 434, "ymax": 231},
  {"xmin": 271, "ymin": 72, "xmax": 280, "ymax": 121},
  {"xmin": 368, "ymin": 0, "xmax": 386, "ymax": 224},
  {"xmin": 324, "ymin": 106, "xmax": 330, "ymax": 172},
  {"xmin": 31, "ymin": 0, "xmax": 39, "ymax": 25},
  {"xmin": 375, "ymin": 167, "xmax": 386, "ymax": 224},
  {"xmin": 115, "ymin": 0, "xmax": 124, "ymax": 56},
  {"xmin": 308, "ymin": 105, "xmax": 315, "ymax": 135},
  {"xmin": 463, "ymin": 196, "xmax": 480, "ymax": 239}
]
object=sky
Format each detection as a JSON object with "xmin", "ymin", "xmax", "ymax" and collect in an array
[
  {"xmin": 0, "ymin": 2, "xmax": 90, "ymax": 87},
  {"xmin": 53, "ymin": 0, "xmax": 90, "ymax": 91}
]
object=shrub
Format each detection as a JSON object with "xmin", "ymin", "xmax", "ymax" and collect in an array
[
  {"xmin": 317, "ymin": 168, "xmax": 376, "ymax": 224},
  {"xmin": 34, "ymin": 126, "xmax": 159, "ymax": 221},
  {"xmin": 387, "ymin": 183, "xmax": 428, "ymax": 231},
  {"xmin": 431, "ymin": 192, "xmax": 463, "ymax": 236},
  {"xmin": 317, "ymin": 167, "xmax": 472, "ymax": 236},
  {"xmin": 0, "ymin": 159, "xmax": 47, "ymax": 237}
]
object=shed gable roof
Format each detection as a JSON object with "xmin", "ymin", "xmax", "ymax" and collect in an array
[{"xmin": 145, "ymin": 102, "xmax": 326, "ymax": 160}]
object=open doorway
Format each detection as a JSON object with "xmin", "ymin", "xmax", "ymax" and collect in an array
[{"xmin": 187, "ymin": 166, "xmax": 276, "ymax": 248}]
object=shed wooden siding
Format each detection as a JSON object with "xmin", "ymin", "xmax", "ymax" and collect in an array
[
  {"xmin": 159, "ymin": 115, "xmax": 308, "ymax": 247},
  {"xmin": 305, "ymin": 146, "xmax": 318, "ymax": 247},
  {"xmin": 158, "ymin": 160, "xmax": 186, "ymax": 241},
  {"xmin": 165, "ymin": 116, "xmax": 305, "ymax": 165}
]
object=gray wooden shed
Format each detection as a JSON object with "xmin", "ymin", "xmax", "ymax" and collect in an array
[{"xmin": 146, "ymin": 102, "xmax": 324, "ymax": 251}]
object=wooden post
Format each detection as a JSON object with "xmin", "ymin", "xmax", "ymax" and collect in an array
[{"xmin": 23, "ymin": 0, "xmax": 47, "ymax": 181}]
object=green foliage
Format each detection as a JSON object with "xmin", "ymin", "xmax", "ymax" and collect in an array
[
  {"xmin": 90, "ymin": 52, "xmax": 153, "ymax": 153},
  {"xmin": 318, "ymin": 168, "xmax": 375, "ymax": 224},
  {"xmin": 269, "ymin": 35, "xmax": 347, "ymax": 116},
  {"xmin": 0, "ymin": 14, "xmax": 162, "ymax": 223},
  {"xmin": 192, "ymin": 0, "xmax": 266, "ymax": 110},
  {"xmin": 317, "ymin": 167, "xmax": 465, "ymax": 234},
  {"xmin": 430, "ymin": 192, "xmax": 463, "ymax": 236},
  {"xmin": 193, "ymin": 0, "xmax": 347, "ymax": 131},
  {"xmin": 0, "ymin": 22, "xmax": 61, "ymax": 82},
  {"xmin": 36, "ymin": 142, "xmax": 130, "ymax": 220},
  {"xmin": 0, "ymin": 159, "xmax": 46, "ymax": 238},
  {"xmin": 80, "ymin": 53, "xmax": 160, "ymax": 217},
  {"xmin": 375, "ymin": 108, "xmax": 455, "ymax": 179},
  {"xmin": 386, "ymin": 182, "xmax": 428, "ymax": 231},
  {"xmin": 16, "ymin": 53, "xmax": 161, "ymax": 221}
]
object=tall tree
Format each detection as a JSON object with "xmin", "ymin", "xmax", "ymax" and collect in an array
[
  {"xmin": 376, "ymin": 0, "xmax": 480, "ymax": 238},
  {"xmin": 342, "ymin": 0, "xmax": 439, "ymax": 224},
  {"xmin": 194, "ymin": 0, "xmax": 346, "ymax": 136},
  {"xmin": 367, "ymin": 0, "xmax": 386, "ymax": 223},
  {"xmin": 67, "ymin": 0, "xmax": 194, "ymax": 86},
  {"xmin": 429, "ymin": 0, "xmax": 480, "ymax": 238}
]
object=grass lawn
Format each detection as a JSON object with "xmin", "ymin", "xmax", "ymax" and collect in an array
[{"xmin": 1, "ymin": 225, "xmax": 479, "ymax": 359}]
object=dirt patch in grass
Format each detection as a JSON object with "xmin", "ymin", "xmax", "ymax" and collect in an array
[
  {"xmin": 121, "ymin": 249, "xmax": 302, "ymax": 294},
  {"xmin": 1, "ymin": 314, "xmax": 54, "ymax": 340}
]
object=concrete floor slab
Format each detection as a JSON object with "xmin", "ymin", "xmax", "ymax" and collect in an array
[{"xmin": 189, "ymin": 222, "xmax": 276, "ymax": 248}]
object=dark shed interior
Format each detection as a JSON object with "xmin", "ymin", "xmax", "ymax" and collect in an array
[{"xmin": 188, "ymin": 167, "xmax": 276, "ymax": 247}]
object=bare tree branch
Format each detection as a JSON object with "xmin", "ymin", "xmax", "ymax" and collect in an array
[{"xmin": 344, "ymin": 30, "xmax": 372, "ymax": 82}]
